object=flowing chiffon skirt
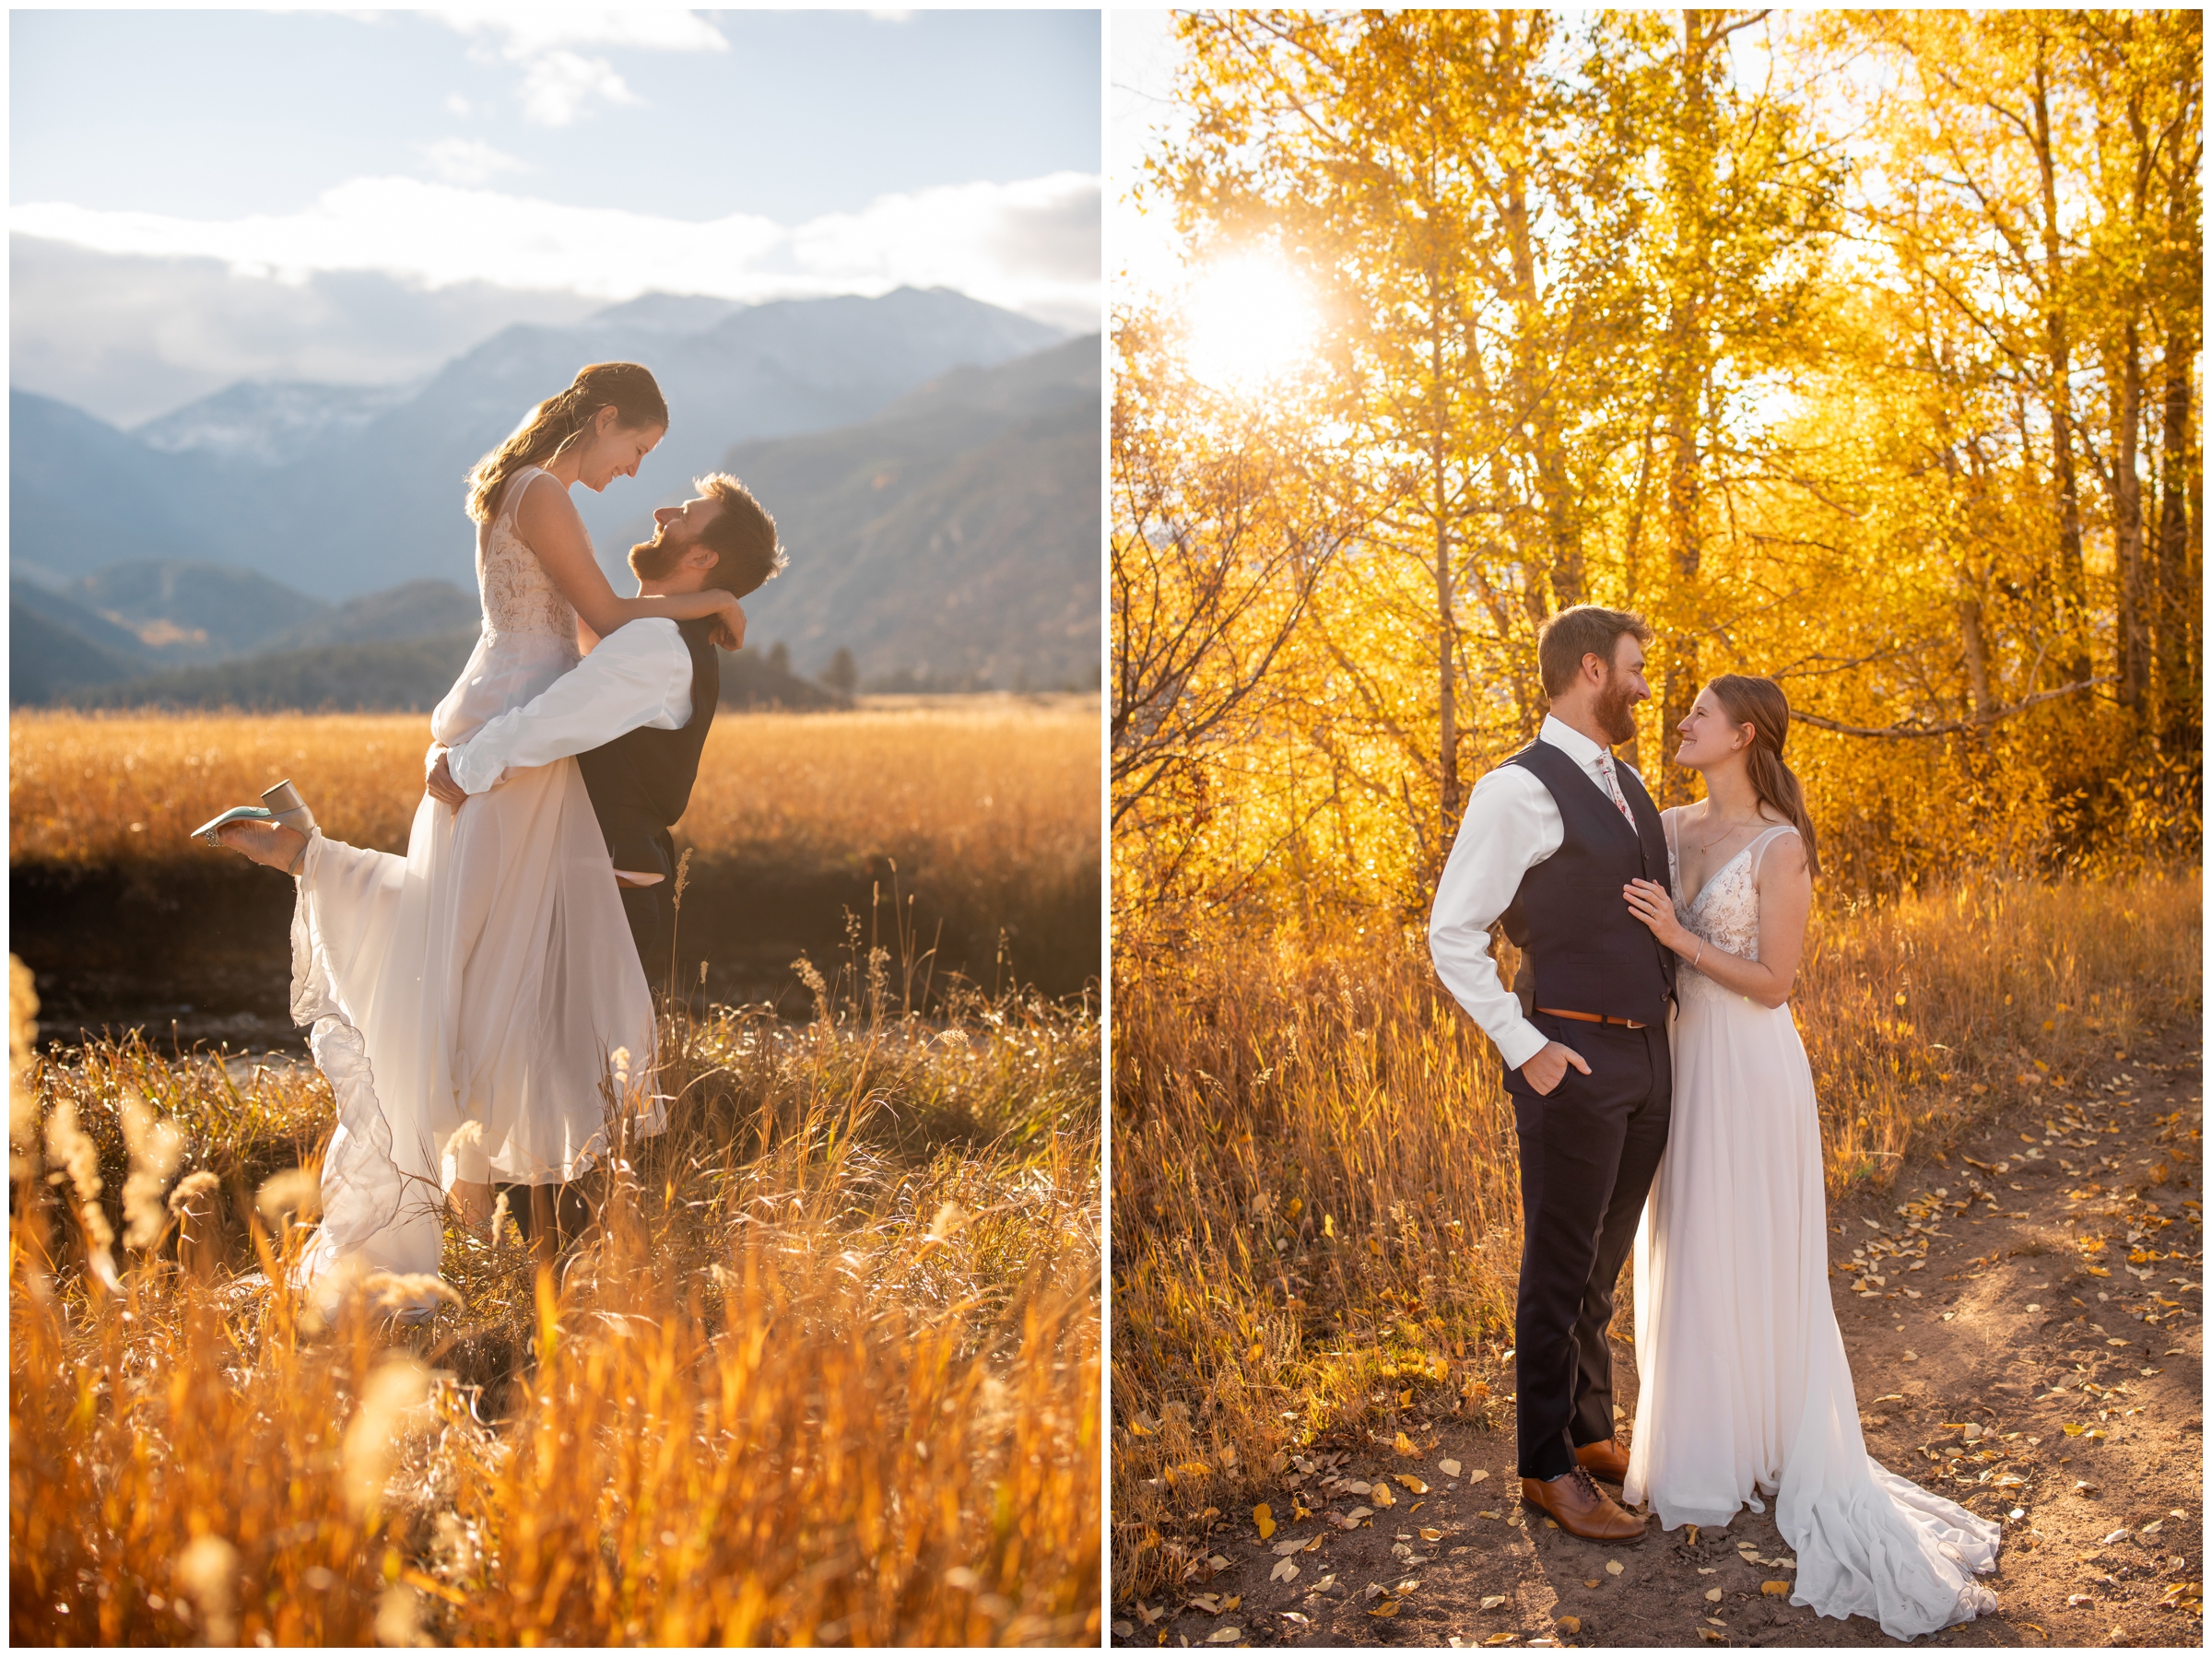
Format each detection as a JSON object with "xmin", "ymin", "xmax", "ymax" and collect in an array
[
  {"xmin": 293, "ymin": 699, "xmax": 659, "ymax": 1319},
  {"xmin": 1624, "ymin": 974, "xmax": 1999, "ymax": 1640}
]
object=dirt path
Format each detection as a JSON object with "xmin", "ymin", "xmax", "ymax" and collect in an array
[{"xmin": 1116, "ymin": 1024, "xmax": 2202, "ymax": 1650}]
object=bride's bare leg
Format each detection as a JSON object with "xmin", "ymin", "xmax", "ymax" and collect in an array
[
  {"xmin": 451, "ymin": 1179, "xmax": 495, "ymax": 1231},
  {"xmin": 215, "ymin": 819, "xmax": 306, "ymax": 871},
  {"xmin": 530, "ymin": 1186, "xmax": 559, "ymax": 1271}
]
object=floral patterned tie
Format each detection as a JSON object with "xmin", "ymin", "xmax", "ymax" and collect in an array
[{"xmin": 1594, "ymin": 753, "xmax": 1635, "ymax": 827}]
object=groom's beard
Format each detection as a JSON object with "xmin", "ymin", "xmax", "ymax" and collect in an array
[
  {"xmin": 1594, "ymin": 671, "xmax": 1641, "ymax": 746},
  {"xmin": 629, "ymin": 531, "xmax": 682, "ymax": 580}
]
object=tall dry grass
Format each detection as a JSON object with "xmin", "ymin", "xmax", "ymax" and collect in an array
[
  {"xmin": 1109, "ymin": 871, "xmax": 2200, "ymax": 1599},
  {"xmin": 10, "ymin": 700, "xmax": 1096, "ymax": 878},
  {"xmin": 11, "ymin": 958, "xmax": 1101, "ymax": 1644}
]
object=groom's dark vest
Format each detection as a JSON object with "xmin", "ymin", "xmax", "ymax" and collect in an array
[
  {"xmin": 1499, "ymin": 740, "xmax": 1676, "ymax": 1028},
  {"xmin": 576, "ymin": 617, "xmax": 720, "ymax": 879}
]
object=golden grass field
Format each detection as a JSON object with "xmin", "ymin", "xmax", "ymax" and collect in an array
[
  {"xmin": 12, "ymin": 962, "xmax": 1101, "ymax": 1644},
  {"xmin": 1109, "ymin": 871, "xmax": 2202, "ymax": 1601},
  {"xmin": 10, "ymin": 698, "xmax": 1097, "ymax": 884},
  {"xmin": 9, "ymin": 699, "xmax": 1102, "ymax": 1003},
  {"xmin": 9, "ymin": 699, "xmax": 1103, "ymax": 1643}
]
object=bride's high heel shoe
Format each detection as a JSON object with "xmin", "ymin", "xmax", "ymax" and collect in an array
[{"xmin": 193, "ymin": 780, "xmax": 317, "ymax": 873}]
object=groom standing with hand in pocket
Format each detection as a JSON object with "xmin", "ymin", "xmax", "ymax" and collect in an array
[{"xmin": 1429, "ymin": 606, "xmax": 1675, "ymax": 1545}]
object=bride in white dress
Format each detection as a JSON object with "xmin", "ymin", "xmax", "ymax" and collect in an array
[
  {"xmin": 207, "ymin": 362, "xmax": 744, "ymax": 1315},
  {"xmin": 1618, "ymin": 674, "xmax": 1999, "ymax": 1640}
]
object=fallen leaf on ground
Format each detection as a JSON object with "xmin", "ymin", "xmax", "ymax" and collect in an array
[
  {"xmin": 2067, "ymin": 1594, "xmax": 2094, "ymax": 1608},
  {"xmin": 1271, "ymin": 1536, "xmax": 1308, "ymax": 1556},
  {"xmin": 1441, "ymin": 1459, "xmax": 1464, "ymax": 1477},
  {"xmin": 1270, "ymin": 1558, "xmax": 1299, "ymax": 1584},
  {"xmin": 1206, "ymin": 1627, "xmax": 1241, "ymax": 1643},
  {"xmin": 1606, "ymin": 1560, "xmax": 1624, "ymax": 1576},
  {"xmin": 1698, "ymin": 1630, "xmax": 1724, "ymax": 1644},
  {"xmin": 1371, "ymin": 1484, "xmax": 1396, "ymax": 1508},
  {"xmin": 1368, "ymin": 1600, "xmax": 1399, "ymax": 1619},
  {"xmin": 1762, "ymin": 1581, "xmax": 1790, "ymax": 1596},
  {"xmin": 1394, "ymin": 1431, "xmax": 1418, "ymax": 1456},
  {"xmin": 1582, "ymin": 1578, "xmax": 1600, "ymax": 1588},
  {"xmin": 1187, "ymin": 1594, "xmax": 1221, "ymax": 1615},
  {"xmin": 1483, "ymin": 1635, "xmax": 1515, "ymax": 1647},
  {"xmin": 1345, "ymin": 1479, "xmax": 1372, "ymax": 1495},
  {"xmin": 1705, "ymin": 1588, "xmax": 1724, "ymax": 1603},
  {"xmin": 1468, "ymin": 1469, "xmax": 1490, "ymax": 1483},
  {"xmin": 1112, "ymin": 1619, "xmax": 1134, "ymax": 1638},
  {"xmin": 1481, "ymin": 1594, "xmax": 1509, "ymax": 1610},
  {"xmin": 1254, "ymin": 1504, "xmax": 1274, "ymax": 1541},
  {"xmin": 1399, "ymin": 1475, "xmax": 1430, "ymax": 1494},
  {"xmin": 1556, "ymin": 1616, "xmax": 1581, "ymax": 1634},
  {"xmin": 1420, "ymin": 1527, "xmax": 1444, "ymax": 1542}
]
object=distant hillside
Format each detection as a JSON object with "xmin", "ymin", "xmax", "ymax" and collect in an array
[
  {"xmin": 698, "ymin": 334, "xmax": 1101, "ymax": 692},
  {"xmin": 259, "ymin": 580, "xmax": 479, "ymax": 652},
  {"xmin": 66, "ymin": 630, "xmax": 483, "ymax": 713},
  {"xmin": 68, "ymin": 559, "xmax": 329, "ymax": 662},
  {"xmin": 60, "ymin": 630, "xmax": 843, "ymax": 715},
  {"xmin": 11, "ymin": 599, "xmax": 153, "ymax": 706},
  {"xmin": 11, "ymin": 287, "xmax": 1068, "ymax": 601}
]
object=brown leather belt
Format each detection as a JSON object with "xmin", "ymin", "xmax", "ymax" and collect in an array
[{"xmin": 1537, "ymin": 1006, "xmax": 1649, "ymax": 1029}]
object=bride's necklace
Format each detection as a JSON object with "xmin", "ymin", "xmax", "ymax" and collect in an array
[{"xmin": 1695, "ymin": 811, "xmax": 1764, "ymax": 855}]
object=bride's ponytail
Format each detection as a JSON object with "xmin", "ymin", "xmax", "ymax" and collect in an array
[
  {"xmin": 464, "ymin": 361, "xmax": 668, "ymax": 523},
  {"xmin": 1708, "ymin": 674, "xmax": 1821, "ymax": 877}
]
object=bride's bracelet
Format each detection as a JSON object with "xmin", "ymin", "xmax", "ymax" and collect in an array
[{"xmin": 1690, "ymin": 941, "xmax": 1705, "ymax": 970}]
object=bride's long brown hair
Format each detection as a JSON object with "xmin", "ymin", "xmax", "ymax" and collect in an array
[
  {"xmin": 1707, "ymin": 674, "xmax": 1821, "ymax": 877},
  {"xmin": 464, "ymin": 361, "xmax": 668, "ymax": 523}
]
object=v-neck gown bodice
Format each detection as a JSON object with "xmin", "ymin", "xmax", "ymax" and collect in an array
[{"xmin": 1624, "ymin": 812, "xmax": 1999, "ymax": 1640}]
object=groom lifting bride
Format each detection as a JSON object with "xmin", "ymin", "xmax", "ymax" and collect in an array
[{"xmin": 1429, "ymin": 605, "xmax": 1999, "ymax": 1638}]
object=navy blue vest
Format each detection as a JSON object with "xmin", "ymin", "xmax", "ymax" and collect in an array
[
  {"xmin": 1498, "ymin": 739, "xmax": 1676, "ymax": 1028},
  {"xmin": 576, "ymin": 617, "xmax": 720, "ymax": 879}
]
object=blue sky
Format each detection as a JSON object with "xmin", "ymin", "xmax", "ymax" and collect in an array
[
  {"xmin": 10, "ymin": 8, "xmax": 1101, "ymax": 422},
  {"xmin": 12, "ymin": 10, "xmax": 1100, "ymax": 224}
]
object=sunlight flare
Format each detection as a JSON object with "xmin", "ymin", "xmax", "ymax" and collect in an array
[{"xmin": 1180, "ymin": 251, "xmax": 1317, "ymax": 393}]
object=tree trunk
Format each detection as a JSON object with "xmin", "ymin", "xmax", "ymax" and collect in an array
[
  {"xmin": 1959, "ymin": 597, "xmax": 1994, "ymax": 721},
  {"xmin": 1657, "ymin": 9, "xmax": 1715, "ymax": 806},
  {"xmin": 2155, "ymin": 328, "xmax": 2197, "ymax": 748},
  {"xmin": 2114, "ymin": 324, "xmax": 2149, "ymax": 715},
  {"xmin": 2033, "ymin": 48, "xmax": 2094, "ymax": 689}
]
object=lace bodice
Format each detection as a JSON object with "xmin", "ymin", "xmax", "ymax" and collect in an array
[
  {"xmin": 477, "ymin": 468, "xmax": 579, "ymax": 641},
  {"xmin": 1665, "ymin": 814, "xmax": 1799, "ymax": 1000},
  {"xmin": 428, "ymin": 467, "xmax": 581, "ymax": 746}
]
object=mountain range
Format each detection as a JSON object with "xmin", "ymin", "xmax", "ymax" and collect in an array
[
  {"xmin": 12, "ymin": 287, "xmax": 1099, "ymax": 707},
  {"xmin": 13, "ymin": 285, "xmax": 1065, "ymax": 594}
]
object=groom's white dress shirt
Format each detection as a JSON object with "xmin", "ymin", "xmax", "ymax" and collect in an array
[
  {"xmin": 443, "ymin": 617, "xmax": 696, "ymax": 884},
  {"xmin": 1428, "ymin": 714, "xmax": 1647, "ymax": 1074}
]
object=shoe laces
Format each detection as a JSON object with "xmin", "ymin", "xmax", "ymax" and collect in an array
[{"xmin": 1566, "ymin": 1464, "xmax": 1605, "ymax": 1505}]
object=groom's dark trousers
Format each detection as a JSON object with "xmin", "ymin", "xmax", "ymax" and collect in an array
[
  {"xmin": 1491, "ymin": 734, "xmax": 1677, "ymax": 1484},
  {"xmin": 1504, "ymin": 1013, "xmax": 1672, "ymax": 1481}
]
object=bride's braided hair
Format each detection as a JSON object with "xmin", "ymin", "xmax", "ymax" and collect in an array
[
  {"xmin": 1707, "ymin": 673, "xmax": 1822, "ymax": 876},
  {"xmin": 464, "ymin": 361, "xmax": 669, "ymax": 523}
]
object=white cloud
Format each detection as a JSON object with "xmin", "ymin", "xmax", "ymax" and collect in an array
[
  {"xmin": 445, "ymin": 92, "xmax": 474, "ymax": 118},
  {"xmin": 423, "ymin": 137, "xmax": 526, "ymax": 186},
  {"xmin": 429, "ymin": 5, "xmax": 726, "ymax": 125},
  {"xmin": 432, "ymin": 6, "xmax": 729, "ymax": 57},
  {"xmin": 515, "ymin": 49, "xmax": 640, "ymax": 126},
  {"xmin": 11, "ymin": 171, "xmax": 1103, "ymax": 328}
]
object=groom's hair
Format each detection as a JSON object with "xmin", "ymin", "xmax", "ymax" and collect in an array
[
  {"xmin": 1537, "ymin": 605, "xmax": 1652, "ymax": 695},
  {"xmin": 693, "ymin": 473, "xmax": 786, "ymax": 599}
]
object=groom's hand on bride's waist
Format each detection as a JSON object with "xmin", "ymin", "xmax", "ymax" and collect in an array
[
  {"xmin": 425, "ymin": 748, "xmax": 468, "ymax": 810},
  {"xmin": 1521, "ymin": 1040, "xmax": 1591, "ymax": 1097}
]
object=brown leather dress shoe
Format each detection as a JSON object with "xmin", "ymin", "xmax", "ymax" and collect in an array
[
  {"xmin": 1575, "ymin": 1437, "xmax": 1631, "ymax": 1485},
  {"xmin": 1521, "ymin": 1465, "xmax": 1648, "ymax": 1543}
]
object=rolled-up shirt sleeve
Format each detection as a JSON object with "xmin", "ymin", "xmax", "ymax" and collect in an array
[
  {"xmin": 446, "ymin": 618, "xmax": 693, "ymax": 795},
  {"xmin": 1428, "ymin": 764, "xmax": 1561, "ymax": 1075}
]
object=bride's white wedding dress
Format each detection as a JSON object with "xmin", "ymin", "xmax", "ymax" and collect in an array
[
  {"xmin": 1624, "ymin": 817, "xmax": 1999, "ymax": 1640},
  {"xmin": 292, "ymin": 466, "xmax": 659, "ymax": 1315}
]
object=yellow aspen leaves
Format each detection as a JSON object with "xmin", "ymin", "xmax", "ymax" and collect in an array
[{"xmin": 1253, "ymin": 1504, "xmax": 1275, "ymax": 1540}]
